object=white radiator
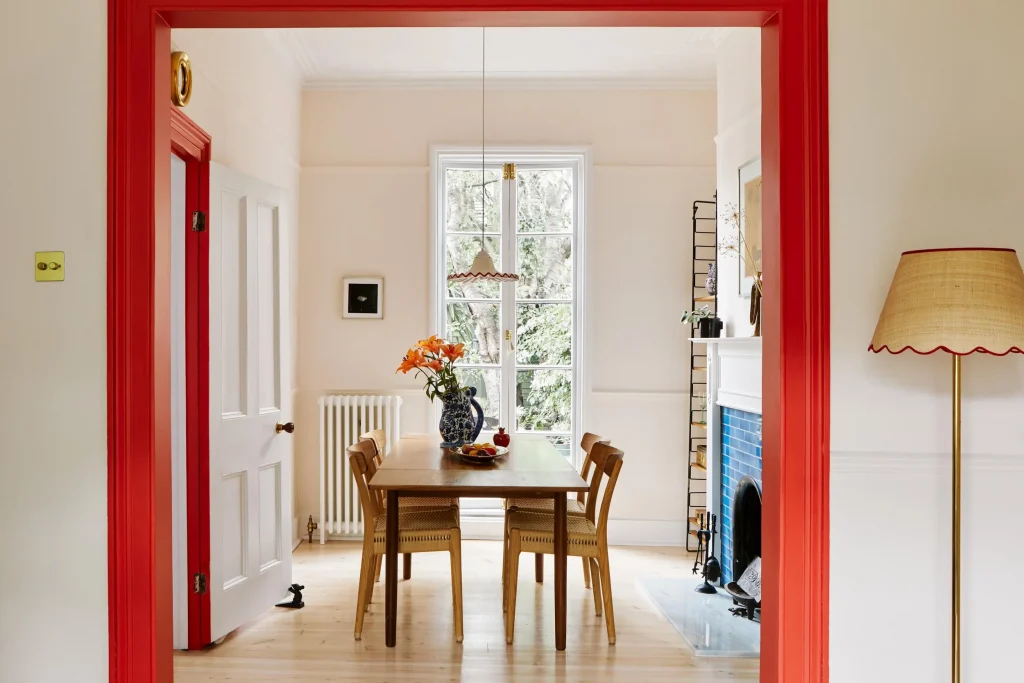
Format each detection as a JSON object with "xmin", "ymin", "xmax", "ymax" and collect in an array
[{"xmin": 318, "ymin": 394, "xmax": 403, "ymax": 541}]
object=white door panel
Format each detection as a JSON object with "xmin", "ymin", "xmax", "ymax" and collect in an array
[{"xmin": 209, "ymin": 162, "xmax": 292, "ymax": 642}]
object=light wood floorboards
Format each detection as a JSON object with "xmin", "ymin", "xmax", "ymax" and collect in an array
[{"xmin": 174, "ymin": 540, "xmax": 759, "ymax": 682}]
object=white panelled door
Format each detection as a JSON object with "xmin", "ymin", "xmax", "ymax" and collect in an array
[{"xmin": 208, "ymin": 162, "xmax": 293, "ymax": 642}]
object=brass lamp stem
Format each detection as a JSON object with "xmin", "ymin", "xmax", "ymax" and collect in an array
[{"xmin": 952, "ymin": 355, "xmax": 962, "ymax": 683}]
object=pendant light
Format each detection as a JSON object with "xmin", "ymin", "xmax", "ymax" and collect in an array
[{"xmin": 448, "ymin": 27, "xmax": 519, "ymax": 284}]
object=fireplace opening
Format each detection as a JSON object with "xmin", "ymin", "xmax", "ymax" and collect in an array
[{"xmin": 726, "ymin": 475, "xmax": 762, "ymax": 621}]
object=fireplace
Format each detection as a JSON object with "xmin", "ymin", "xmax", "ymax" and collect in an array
[
  {"xmin": 724, "ymin": 475, "xmax": 762, "ymax": 621},
  {"xmin": 731, "ymin": 476, "xmax": 762, "ymax": 583}
]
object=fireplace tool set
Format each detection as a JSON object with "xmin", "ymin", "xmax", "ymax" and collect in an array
[{"xmin": 691, "ymin": 512, "xmax": 721, "ymax": 594}]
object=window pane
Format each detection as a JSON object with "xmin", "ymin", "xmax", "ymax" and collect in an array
[
  {"xmin": 545, "ymin": 434, "xmax": 572, "ymax": 459},
  {"xmin": 455, "ymin": 367, "xmax": 500, "ymax": 428},
  {"xmin": 446, "ymin": 235, "xmax": 500, "ymax": 299},
  {"xmin": 516, "ymin": 303, "xmax": 571, "ymax": 365},
  {"xmin": 516, "ymin": 369, "xmax": 572, "ymax": 432},
  {"xmin": 445, "ymin": 302, "xmax": 501, "ymax": 365},
  {"xmin": 516, "ymin": 168, "xmax": 573, "ymax": 233},
  {"xmin": 446, "ymin": 168, "xmax": 501, "ymax": 233},
  {"xmin": 516, "ymin": 235, "xmax": 572, "ymax": 299}
]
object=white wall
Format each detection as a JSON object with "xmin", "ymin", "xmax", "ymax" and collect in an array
[
  {"xmin": 829, "ymin": 1, "xmax": 1024, "ymax": 681},
  {"xmin": 169, "ymin": 28, "xmax": 304, "ymax": 545},
  {"xmin": 0, "ymin": 1, "xmax": 109, "ymax": 681},
  {"xmin": 297, "ymin": 87, "xmax": 717, "ymax": 541},
  {"xmin": 8, "ymin": 4, "xmax": 1023, "ymax": 680},
  {"xmin": 714, "ymin": 28, "xmax": 760, "ymax": 337}
]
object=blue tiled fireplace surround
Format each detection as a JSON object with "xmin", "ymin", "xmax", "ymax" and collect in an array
[{"xmin": 719, "ymin": 407, "xmax": 763, "ymax": 584}]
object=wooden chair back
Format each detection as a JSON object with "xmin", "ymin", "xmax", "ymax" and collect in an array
[
  {"xmin": 577, "ymin": 432, "xmax": 609, "ymax": 505},
  {"xmin": 585, "ymin": 443, "xmax": 625, "ymax": 533},
  {"xmin": 359, "ymin": 429, "xmax": 387, "ymax": 464},
  {"xmin": 348, "ymin": 440, "xmax": 382, "ymax": 524}
]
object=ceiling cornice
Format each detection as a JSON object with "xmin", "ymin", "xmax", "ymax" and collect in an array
[
  {"xmin": 304, "ymin": 73, "xmax": 716, "ymax": 92},
  {"xmin": 266, "ymin": 30, "xmax": 320, "ymax": 79}
]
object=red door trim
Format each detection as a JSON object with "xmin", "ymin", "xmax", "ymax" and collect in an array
[
  {"xmin": 109, "ymin": 3, "xmax": 828, "ymax": 683},
  {"xmin": 170, "ymin": 106, "xmax": 212, "ymax": 650}
]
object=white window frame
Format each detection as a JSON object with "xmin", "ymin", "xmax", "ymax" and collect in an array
[{"xmin": 429, "ymin": 145, "xmax": 590, "ymax": 477}]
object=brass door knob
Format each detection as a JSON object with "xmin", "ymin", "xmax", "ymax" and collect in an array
[{"xmin": 276, "ymin": 422, "xmax": 295, "ymax": 434}]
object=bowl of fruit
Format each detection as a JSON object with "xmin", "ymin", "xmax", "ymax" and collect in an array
[{"xmin": 451, "ymin": 442, "xmax": 508, "ymax": 463}]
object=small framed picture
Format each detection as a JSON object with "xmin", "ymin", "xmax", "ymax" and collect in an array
[{"xmin": 343, "ymin": 277, "xmax": 383, "ymax": 319}]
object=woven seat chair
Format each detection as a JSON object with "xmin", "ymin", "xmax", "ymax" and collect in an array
[
  {"xmin": 503, "ymin": 442, "xmax": 624, "ymax": 645},
  {"xmin": 359, "ymin": 430, "xmax": 458, "ymax": 582},
  {"xmin": 502, "ymin": 432, "xmax": 608, "ymax": 589},
  {"xmin": 347, "ymin": 440, "xmax": 464, "ymax": 643}
]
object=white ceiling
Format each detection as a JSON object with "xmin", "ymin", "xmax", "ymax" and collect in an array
[{"xmin": 268, "ymin": 27, "xmax": 721, "ymax": 89}]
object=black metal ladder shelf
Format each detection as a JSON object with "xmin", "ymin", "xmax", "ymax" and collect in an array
[{"xmin": 686, "ymin": 196, "xmax": 717, "ymax": 552}]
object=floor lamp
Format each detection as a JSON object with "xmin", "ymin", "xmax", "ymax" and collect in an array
[{"xmin": 868, "ymin": 247, "xmax": 1024, "ymax": 683}]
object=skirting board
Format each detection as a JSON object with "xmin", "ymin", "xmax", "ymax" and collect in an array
[{"xmin": 301, "ymin": 514, "xmax": 689, "ymax": 547}]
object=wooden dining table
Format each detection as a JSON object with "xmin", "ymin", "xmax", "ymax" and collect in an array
[{"xmin": 367, "ymin": 435, "xmax": 588, "ymax": 650}]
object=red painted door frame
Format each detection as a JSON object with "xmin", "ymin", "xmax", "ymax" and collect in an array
[
  {"xmin": 169, "ymin": 107, "xmax": 212, "ymax": 650},
  {"xmin": 108, "ymin": 3, "xmax": 829, "ymax": 683}
]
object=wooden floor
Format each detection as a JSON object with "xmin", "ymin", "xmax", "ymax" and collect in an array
[{"xmin": 175, "ymin": 540, "xmax": 759, "ymax": 682}]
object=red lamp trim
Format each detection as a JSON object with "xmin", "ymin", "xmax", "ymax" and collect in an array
[{"xmin": 868, "ymin": 343, "xmax": 1024, "ymax": 357}]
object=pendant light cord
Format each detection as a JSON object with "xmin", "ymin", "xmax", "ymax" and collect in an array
[{"xmin": 480, "ymin": 26, "xmax": 486, "ymax": 247}]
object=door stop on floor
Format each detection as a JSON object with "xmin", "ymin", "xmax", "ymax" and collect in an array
[{"xmin": 276, "ymin": 583, "xmax": 305, "ymax": 609}]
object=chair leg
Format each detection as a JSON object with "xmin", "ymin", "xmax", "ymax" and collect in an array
[
  {"xmin": 505, "ymin": 533, "xmax": 521, "ymax": 645},
  {"xmin": 374, "ymin": 554, "xmax": 382, "ymax": 583},
  {"xmin": 589, "ymin": 557, "xmax": 603, "ymax": 616},
  {"xmin": 502, "ymin": 515, "xmax": 509, "ymax": 612},
  {"xmin": 598, "ymin": 548, "xmax": 616, "ymax": 645},
  {"xmin": 450, "ymin": 530, "xmax": 464, "ymax": 644},
  {"xmin": 535, "ymin": 553, "xmax": 544, "ymax": 583},
  {"xmin": 354, "ymin": 549, "xmax": 374, "ymax": 640},
  {"xmin": 582, "ymin": 555, "xmax": 592, "ymax": 589},
  {"xmin": 404, "ymin": 553, "xmax": 412, "ymax": 580}
]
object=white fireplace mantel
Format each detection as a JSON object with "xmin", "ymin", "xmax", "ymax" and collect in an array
[
  {"xmin": 689, "ymin": 337, "xmax": 762, "ymax": 551},
  {"xmin": 690, "ymin": 337, "xmax": 762, "ymax": 415}
]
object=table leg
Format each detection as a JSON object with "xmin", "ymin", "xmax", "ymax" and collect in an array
[
  {"xmin": 385, "ymin": 490, "xmax": 399, "ymax": 647},
  {"xmin": 553, "ymin": 492, "xmax": 567, "ymax": 651},
  {"xmin": 535, "ymin": 554, "xmax": 544, "ymax": 583}
]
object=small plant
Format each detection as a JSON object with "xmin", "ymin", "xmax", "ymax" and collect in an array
[{"xmin": 680, "ymin": 305, "xmax": 714, "ymax": 325}]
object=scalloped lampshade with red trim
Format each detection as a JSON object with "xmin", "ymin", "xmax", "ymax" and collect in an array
[
  {"xmin": 447, "ymin": 248, "xmax": 519, "ymax": 283},
  {"xmin": 869, "ymin": 248, "xmax": 1024, "ymax": 356}
]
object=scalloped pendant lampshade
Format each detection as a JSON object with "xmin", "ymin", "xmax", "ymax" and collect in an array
[
  {"xmin": 869, "ymin": 248, "xmax": 1024, "ymax": 356},
  {"xmin": 448, "ymin": 248, "xmax": 518, "ymax": 283}
]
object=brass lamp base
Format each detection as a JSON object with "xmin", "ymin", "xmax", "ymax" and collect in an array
[{"xmin": 952, "ymin": 355, "xmax": 961, "ymax": 683}]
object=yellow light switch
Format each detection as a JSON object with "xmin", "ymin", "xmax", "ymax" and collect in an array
[{"xmin": 35, "ymin": 251, "xmax": 65, "ymax": 282}]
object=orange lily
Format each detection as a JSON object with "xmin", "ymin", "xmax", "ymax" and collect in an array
[
  {"xmin": 396, "ymin": 348, "xmax": 425, "ymax": 374},
  {"xmin": 417, "ymin": 335, "xmax": 444, "ymax": 354},
  {"xmin": 426, "ymin": 359, "xmax": 443, "ymax": 373},
  {"xmin": 441, "ymin": 343, "xmax": 465, "ymax": 362}
]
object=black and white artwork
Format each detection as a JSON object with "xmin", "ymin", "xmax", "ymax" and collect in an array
[{"xmin": 343, "ymin": 277, "xmax": 383, "ymax": 319}]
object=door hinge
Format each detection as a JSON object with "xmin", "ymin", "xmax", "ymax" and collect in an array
[
  {"xmin": 193, "ymin": 572, "xmax": 208, "ymax": 595},
  {"xmin": 191, "ymin": 210, "xmax": 206, "ymax": 232},
  {"xmin": 503, "ymin": 163, "xmax": 516, "ymax": 180}
]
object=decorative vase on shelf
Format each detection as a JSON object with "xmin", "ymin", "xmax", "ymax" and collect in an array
[
  {"xmin": 705, "ymin": 262, "xmax": 718, "ymax": 296},
  {"xmin": 439, "ymin": 387, "xmax": 484, "ymax": 448},
  {"xmin": 493, "ymin": 427, "xmax": 510, "ymax": 447}
]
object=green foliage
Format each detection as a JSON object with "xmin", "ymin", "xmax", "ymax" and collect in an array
[{"xmin": 680, "ymin": 305, "xmax": 714, "ymax": 325}]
